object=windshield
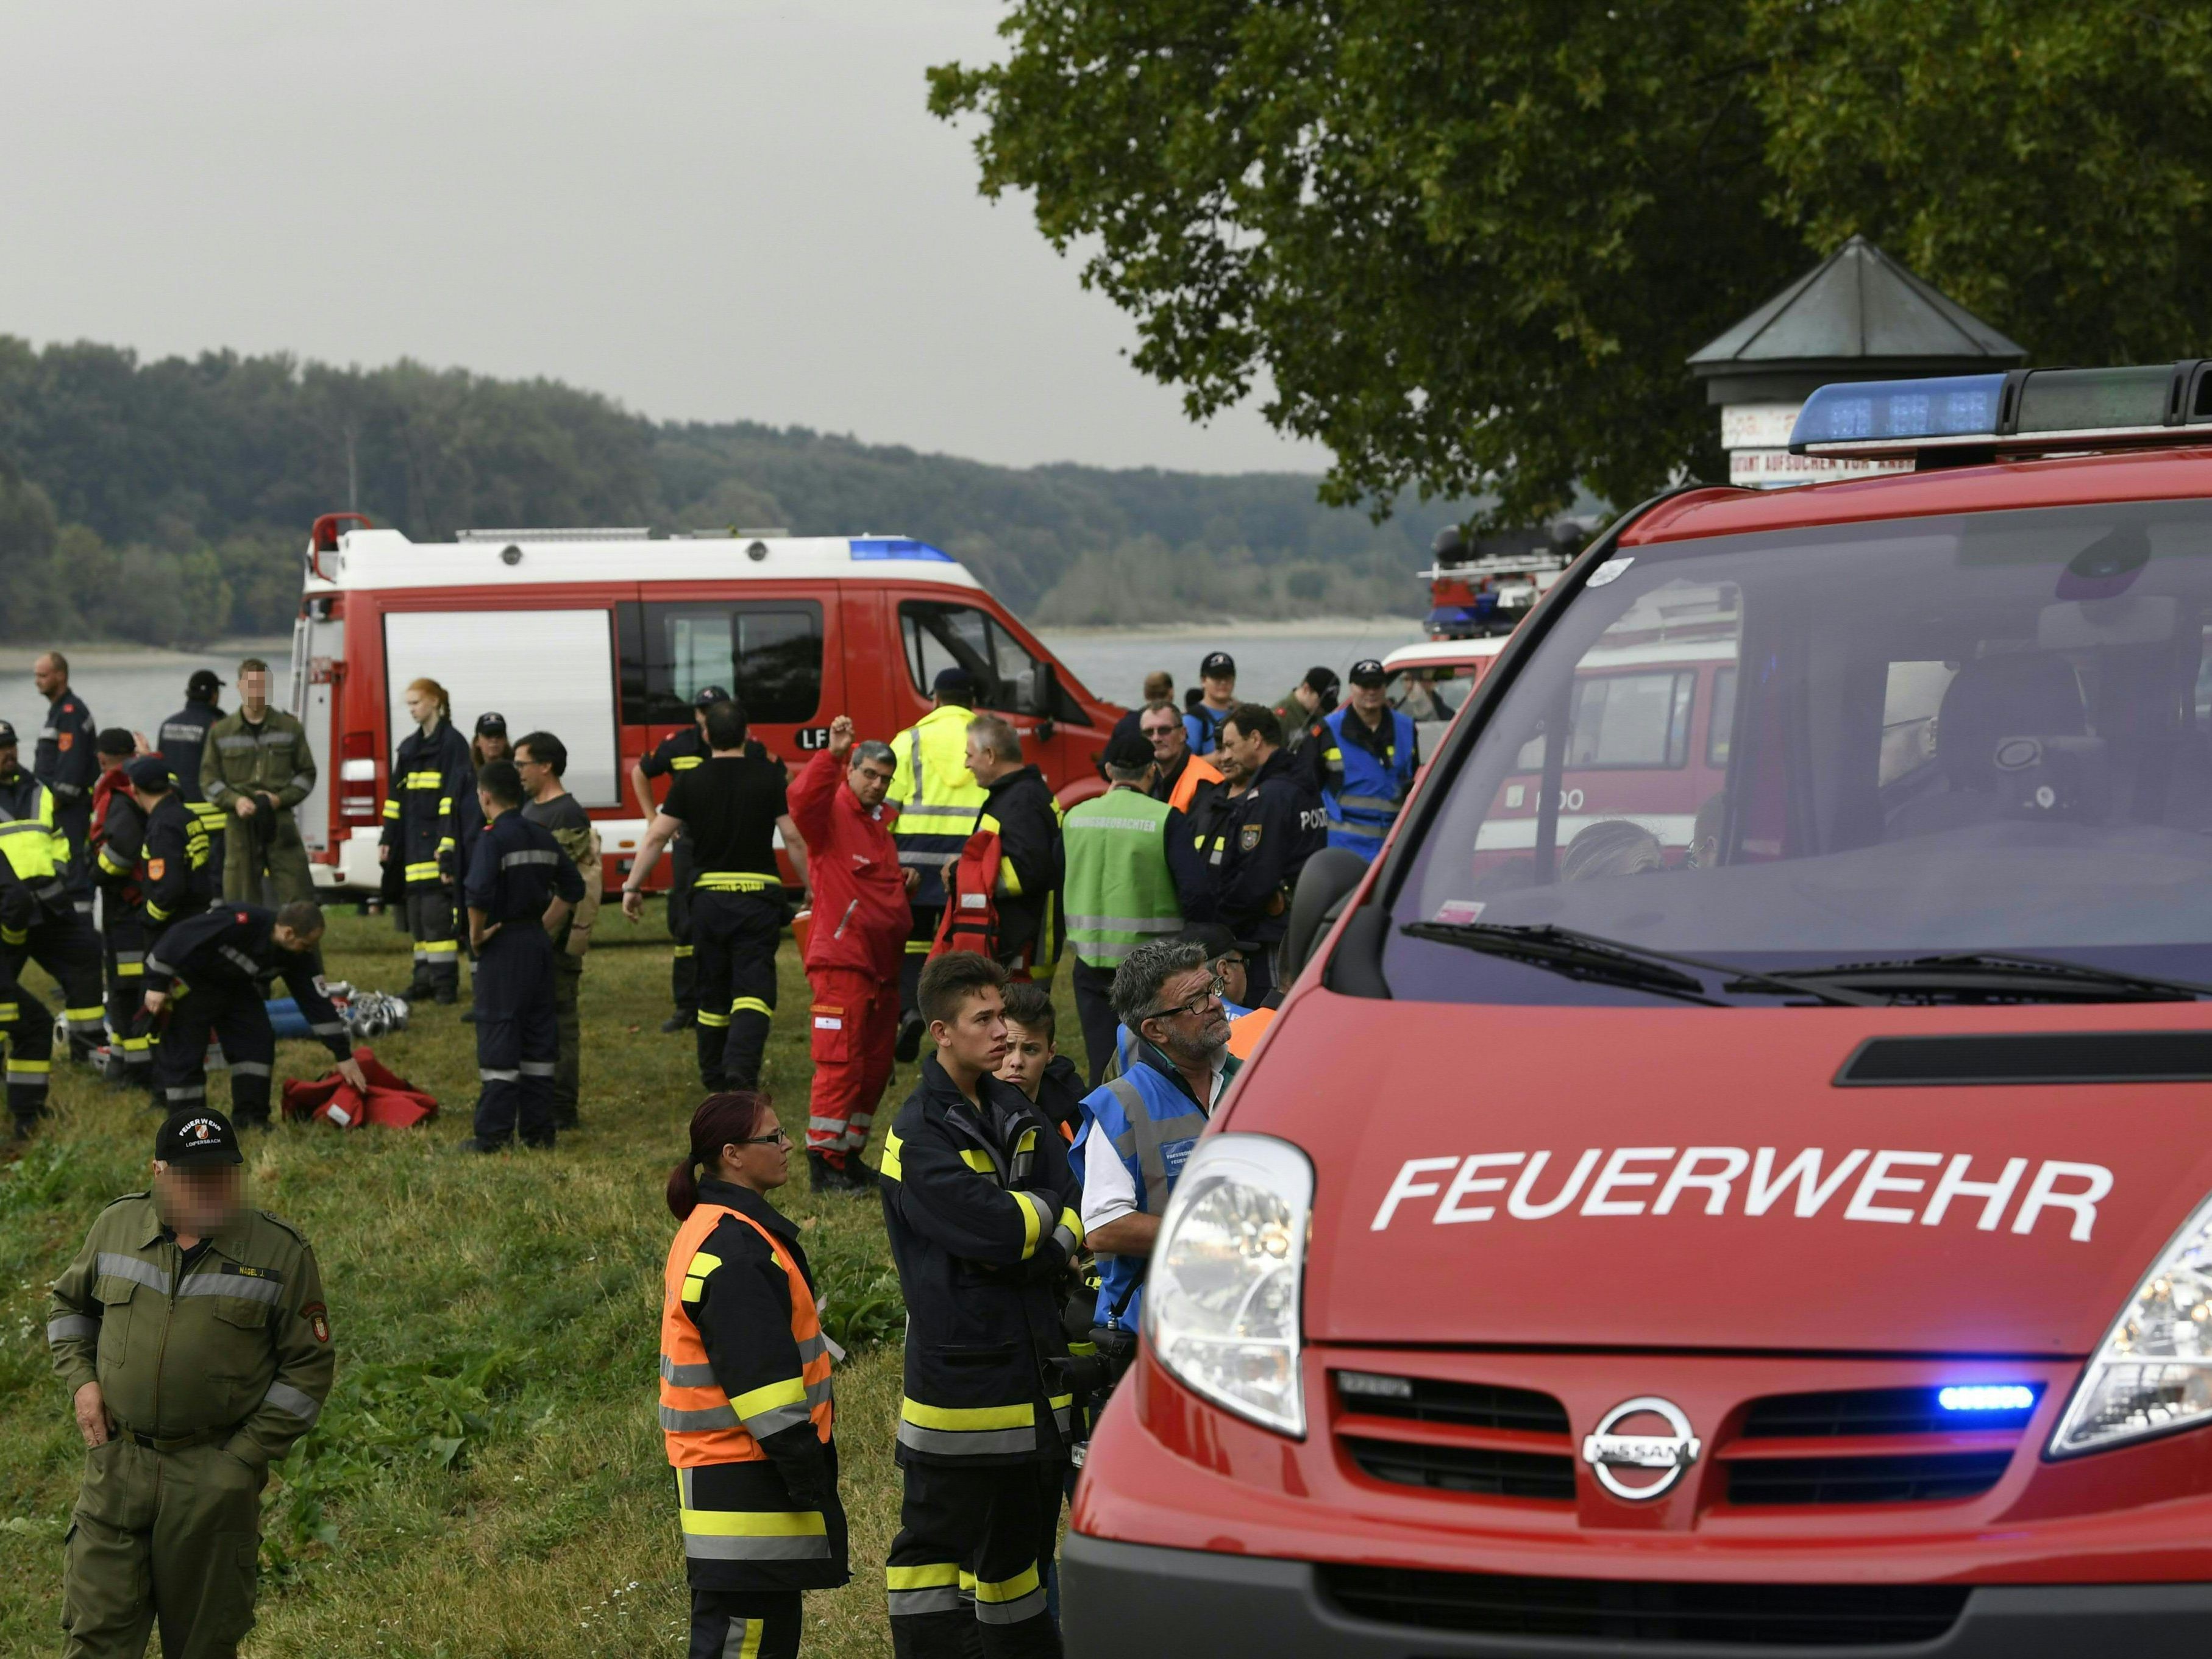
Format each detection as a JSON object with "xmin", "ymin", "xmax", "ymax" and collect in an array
[
  {"xmin": 1390, "ymin": 499, "xmax": 2212, "ymax": 1003},
  {"xmin": 1388, "ymin": 662, "xmax": 1488, "ymax": 757}
]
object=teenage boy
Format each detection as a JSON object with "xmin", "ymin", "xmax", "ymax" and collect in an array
[{"xmin": 996, "ymin": 981, "xmax": 1086, "ymax": 1142}]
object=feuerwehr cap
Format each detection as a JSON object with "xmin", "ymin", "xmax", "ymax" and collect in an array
[
  {"xmin": 475, "ymin": 712, "xmax": 508, "ymax": 736},
  {"xmin": 187, "ymin": 669, "xmax": 222, "ymax": 701},
  {"xmin": 1348, "ymin": 658, "xmax": 1388, "ymax": 687},
  {"xmin": 1200, "ymin": 651, "xmax": 1236, "ymax": 679},
  {"xmin": 1101, "ymin": 731, "xmax": 1156, "ymax": 771},
  {"xmin": 156, "ymin": 1106, "xmax": 244, "ymax": 1167},
  {"xmin": 126, "ymin": 756, "xmax": 172, "ymax": 791},
  {"xmin": 692, "ymin": 686, "xmax": 733, "ymax": 709}
]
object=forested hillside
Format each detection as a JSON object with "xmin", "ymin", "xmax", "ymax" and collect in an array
[{"xmin": 0, "ymin": 338, "xmax": 1470, "ymax": 645}]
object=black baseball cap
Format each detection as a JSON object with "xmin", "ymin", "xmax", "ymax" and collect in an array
[
  {"xmin": 156, "ymin": 1106, "xmax": 244, "ymax": 1167},
  {"xmin": 931, "ymin": 667, "xmax": 978, "ymax": 699},
  {"xmin": 187, "ymin": 669, "xmax": 222, "ymax": 701},
  {"xmin": 1302, "ymin": 666, "xmax": 1340, "ymax": 695},
  {"xmin": 1200, "ymin": 651, "xmax": 1236, "ymax": 680},
  {"xmin": 692, "ymin": 686, "xmax": 732, "ymax": 709},
  {"xmin": 1101, "ymin": 731, "xmax": 1156, "ymax": 771},
  {"xmin": 126, "ymin": 756, "xmax": 172, "ymax": 791},
  {"xmin": 97, "ymin": 727, "xmax": 137, "ymax": 758},
  {"xmin": 0, "ymin": 720, "xmax": 15, "ymax": 747},
  {"xmin": 1179, "ymin": 921, "xmax": 1263, "ymax": 960},
  {"xmin": 1349, "ymin": 658, "xmax": 1388, "ymax": 688},
  {"xmin": 474, "ymin": 712, "xmax": 508, "ymax": 736}
]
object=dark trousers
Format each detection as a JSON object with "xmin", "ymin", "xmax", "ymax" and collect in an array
[
  {"xmin": 898, "ymin": 905, "xmax": 941, "ymax": 1021},
  {"xmin": 552, "ymin": 945, "xmax": 583, "ymax": 1128},
  {"xmin": 888, "ymin": 1460, "xmax": 1065, "ymax": 1658},
  {"xmin": 152, "ymin": 981, "xmax": 276, "ymax": 1124},
  {"xmin": 2, "ymin": 968, "xmax": 53, "ymax": 1129},
  {"xmin": 1243, "ymin": 939, "xmax": 1278, "ymax": 1004},
  {"xmin": 689, "ymin": 1590, "xmax": 801, "ymax": 1659},
  {"xmin": 404, "ymin": 888, "xmax": 461, "ymax": 995},
  {"xmin": 9, "ymin": 902, "xmax": 105, "ymax": 1059},
  {"xmin": 692, "ymin": 889, "xmax": 780, "ymax": 1093},
  {"xmin": 1069, "ymin": 959, "xmax": 1120, "ymax": 1090},
  {"xmin": 101, "ymin": 912, "xmax": 155, "ymax": 1085},
  {"xmin": 669, "ymin": 837, "xmax": 697, "ymax": 1016},
  {"xmin": 474, "ymin": 922, "xmax": 557, "ymax": 1146}
]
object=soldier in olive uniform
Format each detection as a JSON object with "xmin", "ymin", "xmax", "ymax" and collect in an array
[
  {"xmin": 47, "ymin": 1107, "xmax": 335, "ymax": 1659},
  {"xmin": 199, "ymin": 658, "xmax": 318, "ymax": 905}
]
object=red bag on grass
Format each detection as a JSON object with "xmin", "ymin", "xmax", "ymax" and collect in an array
[{"xmin": 281, "ymin": 1048, "xmax": 439, "ymax": 1130}]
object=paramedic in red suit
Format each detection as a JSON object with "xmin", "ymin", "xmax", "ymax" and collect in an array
[{"xmin": 787, "ymin": 716, "xmax": 914, "ymax": 1195}]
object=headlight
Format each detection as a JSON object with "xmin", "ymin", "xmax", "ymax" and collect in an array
[
  {"xmin": 1144, "ymin": 1134, "xmax": 1312, "ymax": 1438},
  {"xmin": 2050, "ymin": 1191, "xmax": 2212, "ymax": 1457}
]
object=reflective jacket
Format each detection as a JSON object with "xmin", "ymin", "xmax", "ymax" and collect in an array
[
  {"xmin": 973, "ymin": 764, "xmax": 1064, "ymax": 972},
  {"xmin": 1154, "ymin": 749, "xmax": 1225, "ymax": 815},
  {"xmin": 380, "ymin": 719, "xmax": 478, "ymax": 892},
  {"xmin": 91, "ymin": 773, "xmax": 149, "ymax": 914},
  {"xmin": 883, "ymin": 704, "xmax": 986, "ymax": 908},
  {"xmin": 158, "ymin": 698, "xmax": 229, "ymax": 844},
  {"xmin": 660, "ymin": 1178, "xmax": 847, "ymax": 1593},
  {"xmin": 201, "ymin": 708, "xmax": 317, "ymax": 820},
  {"xmin": 1062, "ymin": 787, "xmax": 1204, "ymax": 970},
  {"xmin": 1320, "ymin": 705, "xmax": 1418, "ymax": 861},
  {"xmin": 1075, "ymin": 1042, "xmax": 1240, "ymax": 1331},
  {"xmin": 880, "ymin": 1056, "xmax": 1082, "ymax": 1466},
  {"xmin": 140, "ymin": 794, "xmax": 215, "ymax": 929},
  {"xmin": 0, "ymin": 769, "xmax": 69, "ymax": 922}
]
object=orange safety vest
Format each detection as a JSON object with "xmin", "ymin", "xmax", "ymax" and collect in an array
[
  {"xmin": 660, "ymin": 1201, "xmax": 834, "ymax": 1469},
  {"xmin": 1167, "ymin": 755, "xmax": 1225, "ymax": 814}
]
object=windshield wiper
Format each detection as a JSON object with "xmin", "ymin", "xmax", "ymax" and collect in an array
[
  {"xmin": 1722, "ymin": 950, "xmax": 2212, "ymax": 1004},
  {"xmin": 1399, "ymin": 922, "xmax": 1879, "ymax": 1008}
]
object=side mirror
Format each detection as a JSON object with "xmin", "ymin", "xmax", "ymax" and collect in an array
[
  {"xmin": 1034, "ymin": 718, "xmax": 1056, "ymax": 744},
  {"xmin": 1281, "ymin": 848, "xmax": 1370, "ymax": 983}
]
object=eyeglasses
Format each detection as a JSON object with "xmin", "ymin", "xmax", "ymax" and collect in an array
[
  {"xmin": 737, "ymin": 1126, "xmax": 792, "ymax": 1148},
  {"xmin": 1141, "ymin": 975, "xmax": 1228, "ymax": 1023}
]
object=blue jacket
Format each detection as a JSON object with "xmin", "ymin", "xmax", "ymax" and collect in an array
[
  {"xmin": 1184, "ymin": 704, "xmax": 1231, "ymax": 757},
  {"xmin": 1321, "ymin": 705, "xmax": 1417, "ymax": 861}
]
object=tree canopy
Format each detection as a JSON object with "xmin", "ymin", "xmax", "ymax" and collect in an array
[{"xmin": 928, "ymin": 0, "xmax": 2212, "ymax": 524}]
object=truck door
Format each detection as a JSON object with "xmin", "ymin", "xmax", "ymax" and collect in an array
[{"xmin": 288, "ymin": 598, "xmax": 346, "ymax": 864}]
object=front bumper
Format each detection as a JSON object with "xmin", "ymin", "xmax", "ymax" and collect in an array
[{"xmin": 1062, "ymin": 1532, "xmax": 2212, "ymax": 1658}]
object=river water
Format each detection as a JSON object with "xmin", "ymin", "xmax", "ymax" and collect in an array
[{"xmin": 1, "ymin": 622, "xmax": 1428, "ymax": 744}]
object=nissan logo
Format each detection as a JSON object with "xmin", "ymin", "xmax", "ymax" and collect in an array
[{"xmin": 1581, "ymin": 1396, "xmax": 1701, "ymax": 1501}]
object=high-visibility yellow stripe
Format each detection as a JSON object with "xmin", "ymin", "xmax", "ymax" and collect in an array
[
  {"xmin": 681, "ymin": 1277, "xmax": 706, "ymax": 1302},
  {"xmin": 1015, "ymin": 1188, "xmax": 1042, "ymax": 1257},
  {"xmin": 900, "ymin": 1398, "xmax": 1033, "ymax": 1432},
  {"xmin": 678, "ymin": 1508, "xmax": 827, "ymax": 1538},
  {"xmin": 733, "ymin": 1376, "xmax": 808, "ymax": 1419},
  {"xmin": 114, "ymin": 961, "xmax": 143, "ymax": 978},
  {"xmin": 697, "ymin": 1011, "xmax": 730, "ymax": 1028},
  {"xmin": 880, "ymin": 1130, "xmax": 903, "ymax": 1181},
  {"xmin": 688, "ymin": 1251, "xmax": 723, "ymax": 1277},
  {"xmin": 886, "ymin": 1563, "xmax": 962, "ymax": 1591},
  {"xmin": 959, "ymin": 1148, "xmax": 994, "ymax": 1173},
  {"xmin": 998, "ymin": 855, "xmax": 1022, "ymax": 897},
  {"xmin": 382, "ymin": 800, "xmax": 400, "ymax": 820},
  {"xmin": 673, "ymin": 945, "xmax": 694, "ymax": 959},
  {"xmin": 974, "ymin": 1564, "xmax": 1041, "ymax": 1604},
  {"xmin": 421, "ymin": 940, "xmax": 458, "ymax": 956},
  {"xmin": 731, "ymin": 996, "xmax": 772, "ymax": 1017},
  {"xmin": 8, "ymin": 1059, "xmax": 52, "ymax": 1075},
  {"xmin": 1058, "ymin": 1207, "xmax": 1085, "ymax": 1248}
]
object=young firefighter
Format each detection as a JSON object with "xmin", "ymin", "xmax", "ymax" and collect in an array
[
  {"xmin": 880, "ymin": 953, "xmax": 1081, "ymax": 1658},
  {"xmin": 995, "ymin": 981, "xmax": 1086, "ymax": 1144}
]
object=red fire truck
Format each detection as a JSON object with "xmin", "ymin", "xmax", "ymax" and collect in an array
[
  {"xmin": 1065, "ymin": 363, "xmax": 2212, "ymax": 1654},
  {"xmin": 282, "ymin": 519, "xmax": 1120, "ymax": 892}
]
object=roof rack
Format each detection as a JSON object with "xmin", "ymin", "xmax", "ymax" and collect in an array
[
  {"xmin": 1790, "ymin": 361, "xmax": 2212, "ymax": 466},
  {"xmin": 454, "ymin": 527, "xmax": 653, "ymax": 542}
]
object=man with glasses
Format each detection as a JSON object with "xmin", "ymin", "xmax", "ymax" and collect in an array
[
  {"xmin": 1073, "ymin": 938, "xmax": 1240, "ymax": 1343},
  {"xmin": 1139, "ymin": 700, "xmax": 1222, "ymax": 815}
]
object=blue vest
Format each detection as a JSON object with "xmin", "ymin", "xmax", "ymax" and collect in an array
[
  {"xmin": 1184, "ymin": 705, "xmax": 1230, "ymax": 756},
  {"xmin": 1075, "ymin": 1056, "xmax": 1214, "ymax": 1331},
  {"xmin": 1321, "ymin": 706, "xmax": 1417, "ymax": 861}
]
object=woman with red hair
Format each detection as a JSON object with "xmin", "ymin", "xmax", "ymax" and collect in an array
[{"xmin": 660, "ymin": 1092, "xmax": 848, "ymax": 1657}]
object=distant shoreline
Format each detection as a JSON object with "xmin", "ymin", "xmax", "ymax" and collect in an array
[{"xmin": 0, "ymin": 639, "xmax": 292, "ymax": 670}]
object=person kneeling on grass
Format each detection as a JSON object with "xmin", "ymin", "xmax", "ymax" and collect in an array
[{"xmin": 661, "ymin": 1092, "xmax": 848, "ymax": 1659}]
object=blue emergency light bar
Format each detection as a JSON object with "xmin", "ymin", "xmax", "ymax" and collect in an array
[
  {"xmin": 1790, "ymin": 361, "xmax": 2212, "ymax": 461},
  {"xmin": 1937, "ymin": 1384, "xmax": 2038, "ymax": 1415},
  {"xmin": 848, "ymin": 537, "xmax": 954, "ymax": 563}
]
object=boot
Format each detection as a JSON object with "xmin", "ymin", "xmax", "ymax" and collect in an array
[
  {"xmin": 808, "ymin": 1151, "xmax": 862, "ymax": 1195},
  {"xmin": 894, "ymin": 1011, "xmax": 925, "ymax": 1064},
  {"xmin": 661, "ymin": 1010, "xmax": 695, "ymax": 1034}
]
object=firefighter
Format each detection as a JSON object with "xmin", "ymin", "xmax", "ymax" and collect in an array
[
  {"xmin": 1, "ymin": 717, "xmax": 108, "ymax": 1069},
  {"xmin": 880, "ymin": 951, "xmax": 1081, "ymax": 1658},
  {"xmin": 142, "ymin": 901, "xmax": 363, "ymax": 1128},
  {"xmin": 46, "ymin": 1106, "xmax": 335, "ymax": 1659},
  {"xmin": 885, "ymin": 668, "xmax": 987, "ymax": 1062},
  {"xmin": 628, "ymin": 685, "xmax": 733, "ymax": 1036},
  {"xmin": 90, "ymin": 730, "xmax": 155, "ymax": 1092},
  {"xmin": 953, "ymin": 715, "xmax": 1065, "ymax": 979},
  {"xmin": 157, "ymin": 669, "xmax": 229, "ymax": 876},
  {"xmin": 127, "ymin": 756, "xmax": 215, "ymax": 934},
  {"xmin": 380, "ymin": 677, "xmax": 478, "ymax": 1005},
  {"xmin": 516, "ymin": 731, "xmax": 600, "ymax": 1132},
  {"xmin": 33, "ymin": 650, "xmax": 99, "ymax": 920},
  {"xmin": 460, "ymin": 759, "xmax": 583, "ymax": 1153},
  {"xmin": 661, "ymin": 1092, "xmax": 848, "ymax": 1658},
  {"xmin": 623, "ymin": 702, "xmax": 808, "ymax": 1096},
  {"xmin": 200, "ymin": 658, "xmax": 318, "ymax": 906},
  {"xmin": 1317, "ymin": 657, "xmax": 1419, "ymax": 861},
  {"xmin": 1190, "ymin": 704, "xmax": 1326, "ymax": 1003},
  {"xmin": 785, "ymin": 715, "xmax": 912, "ymax": 1192}
]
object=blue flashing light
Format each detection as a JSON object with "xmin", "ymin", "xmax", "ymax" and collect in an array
[
  {"xmin": 1938, "ymin": 1384, "xmax": 2036, "ymax": 1415},
  {"xmin": 848, "ymin": 538, "xmax": 954, "ymax": 563},
  {"xmin": 1790, "ymin": 374, "xmax": 2008, "ymax": 450}
]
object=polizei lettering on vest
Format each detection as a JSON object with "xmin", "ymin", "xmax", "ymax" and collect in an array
[{"xmin": 1369, "ymin": 1149, "xmax": 2114, "ymax": 1242}]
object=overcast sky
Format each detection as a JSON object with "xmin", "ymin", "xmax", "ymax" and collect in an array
[{"xmin": 0, "ymin": 1, "xmax": 1328, "ymax": 475}]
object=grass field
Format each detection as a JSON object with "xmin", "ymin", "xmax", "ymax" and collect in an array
[{"xmin": 0, "ymin": 904, "xmax": 1083, "ymax": 1657}]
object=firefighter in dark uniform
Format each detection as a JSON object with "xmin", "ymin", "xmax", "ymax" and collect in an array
[
  {"xmin": 34, "ymin": 650, "xmax": 100, "ymax": 919},
  {"xmin": 624, "ymin": 702, "xmax": 808, "ymax": 1097},
  {"xmin": 1191, "ymin": 703, "xmax": 1326, "ymax": 1003},
  {"xmin": 47, "ymin": 1106, "xmax": 335, "ymax": 1659},
  {"xmin": 127, "ymin": 756, "xmax": 217, "ymax": 936},
  {"xmin": 1, "ymin": 719, "xmax": 109, "ymax": 1068},
  {"xmin": 101, "ymin": 759, "xmax": 217, "ymax": 1093},
  {"xmin": 880, "ymin": 951, "xmax": 1081, "ymax": 1658},
  {"xmin": 143, "ymin": 902, "xmax": 363, "ymax": 1127},
  {"xmin": 158, "ymin": 669, "xmax": 229, "ymax": 877},
  {"xmin": 661, "ymin": 1092, "xmax": 848, "ymax": 1659},
  {"xmin": 381, "ymin": 676, "xmax": 479, "ymax": 1005},
  {"xmin": 460, "ymin": 758, "xmax": 584, "ymax": 1153},
  {"xmin": 629, "ymin": 684, "xmax": 733, "ymax": 1034},
  {"xmin": 91, "ymin": 731, "xmax": 157, "ymax": 1092},
  {"xmin": 958, "ymin": 715, "xmax": 1067, "ymax": 978}
]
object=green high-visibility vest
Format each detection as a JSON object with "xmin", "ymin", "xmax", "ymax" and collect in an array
[{"xmin": 1063, "ymin": 788, "xmax": 1184, "ymax": 968}]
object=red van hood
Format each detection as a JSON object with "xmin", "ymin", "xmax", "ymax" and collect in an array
[{"xmin": 1234, "ymin": 993, "xmax": 2212, "ymax": 1355}]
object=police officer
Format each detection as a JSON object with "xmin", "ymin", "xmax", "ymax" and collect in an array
[
  {"xmin": 46, "ymin": 1106, "xmax": 335, "ymax": 1659},
  {"xmin": 517, "ymin": 731, "xmax": 600, "ymax": 1132},
  {"xmin": 661, "ymin": 1092, "xmax": 848, "ymax": 1658},
  {"xmin": 91, "ymin": 731, "xmax": 157, "ymax": 1091},
  {"xmin": 200, "ymin": 658, "xmax": 318, "ymax": 905},
  {"xmin": 958, "ymin": 715, "xmax": 1067, "ymax": 978},
  {"xmin": 1061, "ymin": 730, "xmax": 1206, "ymax": 1087},
  {"xmin": 1191, "ymin": 704, "xmax": 1326, "ymax": 1003},
  {"xmin": 880, "ymin": 952, "xmax": 1081, "ymax": 1658},
  {"xmin": 631, "ymin": 686, "xmax": 749, "ymax": 1035},
  {"xmin": 1, "ymin": 717, "xmax": 108, "ymax": 1068},
  {"xmin": 34, "ymin": 650, "xmax": 99, "ymax": 919},
  {"xmin": 381, "ymin": 676, "xmax": 478, "ymax": 1005},
  {"xmin": 143, "ymin": 901, "xmax": 363, "ymax": 1126},
  {"xmin": 624, "ymin": 703, "xmax": 807, "ymax": 1096},
  {"xmin": 885, "ymin": 669, "xmax": 987, "ymax": 1060},
  {"xmin": 158, "ymin": 669, "xmax": 229, "ymax": 876},
  {"xmin": 1318, "ymin": 657, "xmax": 1418, "ymax": 861},
  {"xmin": 460, "ymin": 758, "xmax": 583, "ymax": 1153}
]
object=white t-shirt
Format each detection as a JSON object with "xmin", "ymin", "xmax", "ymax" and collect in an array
[{"xmin": 1079, "ymin": 1061, "xmax": 1229, "ymax": 1234}]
